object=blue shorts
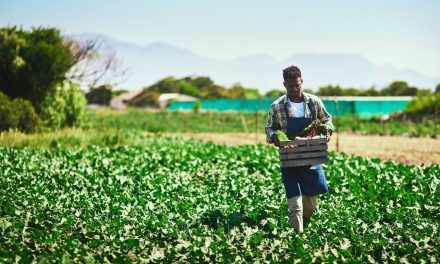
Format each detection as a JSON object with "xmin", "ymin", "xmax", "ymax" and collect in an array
[{"xmin": 281, "ymin": 165, "xmax": 329, "ymax": 198}]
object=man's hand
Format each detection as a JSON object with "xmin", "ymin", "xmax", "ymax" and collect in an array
[
  {"xmin": 271, "ymin": 134, "xmax": 280, "ymax": 147},
  {"xmin": 326, "ymin": 132, "xmax": 331, "ymax": 142}
]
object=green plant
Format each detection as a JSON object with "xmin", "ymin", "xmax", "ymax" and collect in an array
[
  {"xmin": 40, "ymin": 81, "xmax": 87, "ymax": 129},
  {"xmin": 192, "ymin": 101, "xmax": 202, "ymax": 114},
  {"xmin": 0, "ymin": 136, "xmax": 438, "ymax": 262},
  {"xmin": 0, "ymin": 92, "xmax": 42, "ymax": 133}
]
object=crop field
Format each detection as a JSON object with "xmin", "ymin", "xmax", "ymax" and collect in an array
[
  {"xmin": 0, "ymin": 135, "xmax": 438, "ymax": 263},
  {"xmin": 84, "ymin": 108, "xmax": 438, "ymax": 137}
]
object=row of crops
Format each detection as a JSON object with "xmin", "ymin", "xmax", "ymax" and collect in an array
[{"xmin": 0, "ymin": 135, "xmax": 439, "ymax": 262}]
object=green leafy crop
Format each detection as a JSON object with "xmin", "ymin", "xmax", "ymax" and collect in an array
[
  {"xmin": 0, "ymin": 136, "xmax": 438, "ymax": 263},
  {"xmin": 298, "ymin": 120, "xmax": 329, "ymax": 138}
]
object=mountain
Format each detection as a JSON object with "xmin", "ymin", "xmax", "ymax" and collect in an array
[{"xmin": 72, "ymin": 33, "xmax": 440, "ymax": 92}]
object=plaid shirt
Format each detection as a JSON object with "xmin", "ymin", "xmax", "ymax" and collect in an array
[{"xmin": 265, "ymin": 92, "xmax": 334, "ymax": 143}]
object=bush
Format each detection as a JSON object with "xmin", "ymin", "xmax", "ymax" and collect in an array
[
  {"xmin": 0, "ymin": 92, "xmax": 42, "ymax": 133},
  {"xmin": 0, "ymin": 92, "xmax": 17, "ymax": 131},
  {"xmin": 192, "ymin": 101, "xmax": 201, "ymax": 114},
  {"xmin": 404, "ymin": 94, "xmax": 440, "ymax": 119},
  {"xmin": 12, "ymin": 98, "xmax": 42, "ymax": 133},
  {"xmin": 64, "ymin": 83, "xmax": 87, "ymax": 127},
  {"xmin": 40, "ymin": 81, "xmax": 87, "ymax": 129}
]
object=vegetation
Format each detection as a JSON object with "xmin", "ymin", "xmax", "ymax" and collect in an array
[
  {"xmin": 404, "ymin": 93, "xmax": 440, "ymax": 120},
  {"xmin": 0, "ymin": 26, "xmax": 114, "ymax": 133},
  {"xmin": 80, "ymin": 108, "xmax": 438, "ymax": 137},
  {"xmin": 0, "ymin": 26, "xmax": 73, "ymax": 111},
  {"xmin": 85, "ymin": 85, "xmax": 112, "ymax": 105},
  {"xmin": 297, "ymin": 120, "xmax": 330, "ymax": 138},
  {"xmin": 129, "ymin": 76, "xmax": 440, "ymax": 107},
  {"xmin": 0, "ymin": 135, "xmax": 438, "ymax": 262},
  {"xmin": 0, "ymin": 92, "xmax": 42, "ymax": 133}
]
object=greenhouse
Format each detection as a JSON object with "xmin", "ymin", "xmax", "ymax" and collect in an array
[{"xmin": 168, "ymin": 96, "xmax": 412, "ymax": 117}]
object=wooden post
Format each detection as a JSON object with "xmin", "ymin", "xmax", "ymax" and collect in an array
[
  {"xmin": 255, "ymin": 107, "xmax": 259, "ymax": 143},
  {"xmin": 434, "ymin": 104, "xmax": 438, "ymax": 138},
  {"xmin": 208, "ymin": 110, "xmax": 212, "ymax": 133},
  {"xmin": 184, "ymin": 112, "xmax": 189, "ymax": 133},
  {"xmin": 117, "ymin": 127, "xmax": 121, "ymax": 146},
  {"xmin": 166, "ymin": 110, "xmax": 170, "ymax": 132},
  {"xmin": 335, "ymin": 98, "xmax": 339, "ymax": 152},
  {"xmin": 240, "ymin": 114, "xmax": 249, "ymax": 133}
]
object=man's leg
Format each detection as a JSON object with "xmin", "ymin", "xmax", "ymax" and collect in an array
[
  {"xmin": 302, "ymin": 195, "xmax": 318, "ymax": 221},
  {"xmin": 287, "ymin": 195, "xmax": 303, "ymax": 233}
]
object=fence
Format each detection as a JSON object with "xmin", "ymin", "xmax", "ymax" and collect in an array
[{"xmin": 168, "ymin": 96, "xmax": 412, "ymax": 118}]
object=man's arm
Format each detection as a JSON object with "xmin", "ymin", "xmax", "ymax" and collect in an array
[
  {"xmin": 316, "ymin": 99, "xmax": 334, "ymax": 135},
  {"xmin": 265, "ymin": 105, "xmax": 281, "ymax": 146}
]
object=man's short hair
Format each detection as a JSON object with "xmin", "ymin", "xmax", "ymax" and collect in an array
[{"xmin": 283, "ymin": 65, "xmax": 302, "ymax": 81}]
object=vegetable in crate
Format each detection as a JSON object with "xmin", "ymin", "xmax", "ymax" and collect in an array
[
  {"xmin": 298, "ymin": 120, "xmax": 329, "ymax": 138},
  {"xmin": 276, "ymin": 130, "xmax": 289, "ymax": 141}
]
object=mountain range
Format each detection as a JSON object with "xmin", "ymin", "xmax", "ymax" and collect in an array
[{"xmin": 73, "ymin": 33, "xmax": 440, "ymax": 93}]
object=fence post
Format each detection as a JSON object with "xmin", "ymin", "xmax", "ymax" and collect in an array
[
  {"xmin": 184, "ymin": 112, "xmax": 189, "ymax": 133},
  {"xmin": 240, "ymin": 114, "xmax": 249, "ymax": 133},
  {"xmin": 255, "ymin": 107, "xmax": 259, "ymax": 143},
  {"xmin": 208, "ymin": 110, "xmax": 212, "ymax": 133},
  {"xmin": 335, "ymin": 98, "xmax": 339, "ymax": 152},
  {"xmin": 117, "ymin": 126, "xmax": 121, "ymax": 146},
  {"xmin": 166, "ymin": 109, "xmax": 170, "ymax": 132},
  {"xmin": 434, "ymin": 104, "xmax": 438, "ymax": 138}
]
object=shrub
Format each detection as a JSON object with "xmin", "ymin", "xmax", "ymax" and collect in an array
[
  {"xmin": 0, "ymin": 92, "xmax": 42, "ymax": 133},
  {"xmin": 192, "ymin": 100, "xmax": 201, "ymax": 114},
  {"xmin": 404, "ymin": 94, "xmax": 440, "ymax": 119},
  {"xmin": 12, "ymin": 98, "xmax": 42, "ymax": 133},
  {"xmin": 40, "ymin": 81, "xmax": 87, "ymax": 129}
]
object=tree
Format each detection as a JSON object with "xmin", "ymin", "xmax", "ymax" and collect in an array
[
  {"xmin": 361, "ymin": 86, "xmax": 380, "ymax": 96},
  {"xmin": 0, "ymin": 26, "xmax": 73, "ymax": 112},
  {"xmin": 435, "ymin": 84, "xmax": 440, "ymax": 94},
  {"xmin": 85, "ymin": 85, "xmax": 112, "ymax": 105},
  {"xmin": 316, "ymin": 85, "xmax": 344, "ymax": 96},
  {"xmin": 64, "ymin": 37, "xmax": 128, "ymax": 89},
  {"xmin": 381, "ymin": 81, "xmax": 417, "ymax": 96},
  {"xmin": 264, "ymin": 89, "xmax": 285, "ymax": 98}
]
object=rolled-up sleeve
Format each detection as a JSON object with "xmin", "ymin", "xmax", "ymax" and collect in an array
[{"xmin": 265, "ymin": 105, "xmax": 279, "ymax": 143}]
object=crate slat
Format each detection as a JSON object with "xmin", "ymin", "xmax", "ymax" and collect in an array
[
  {"xmin": 281, "ymin": 157, "xmax": 328, "ymax": 167},
  {"xmin": 280, "ymin": 150, "xmax": 327, "ymax": 160},
  {"xmin": 278, "ymin": 144, "xmax": 328, "ymax": 154},
  {"xmin": 279, "ymin": 138, "xmax": 327, "ymax": 147}
]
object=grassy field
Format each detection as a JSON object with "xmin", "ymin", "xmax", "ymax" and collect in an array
[
  {"xmin": 82, "ymin": 108, "xmax": 438, "ymax": 137},
  {"xmin": 0, "ymin": 135, "xmax": 438, "ymax": 262}
]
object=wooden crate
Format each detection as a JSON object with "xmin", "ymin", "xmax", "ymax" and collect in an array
[{"xmin": 279, "ymin": 138, "xmax": 328, "ymax": 167}]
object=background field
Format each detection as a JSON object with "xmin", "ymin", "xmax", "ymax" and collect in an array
[{"xmin": 84, "ymin": 108, "xmax": 438, "ymax": 137}]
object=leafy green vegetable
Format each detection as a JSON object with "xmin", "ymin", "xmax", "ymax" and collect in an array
[
  {"xmin": 276, "ymin": 130, "xmax": 289, "ymax": 141},
  {"xmin": 0, "ymin": 136, "xmax": 438, "ymax": 262},
  {"xmin": 298, "ymin": 119, "xmax": 329, "ymax": 138}
]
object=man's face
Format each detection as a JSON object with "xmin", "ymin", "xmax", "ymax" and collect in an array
[{"xmin": 284, "ymin": 77, "xmax": 303, "ymax": 98}]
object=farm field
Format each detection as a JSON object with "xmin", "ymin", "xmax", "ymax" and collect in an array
[
  {"xmin": 169, "ymin": 132, "xmax": 440, "ymax": 165},
  {"xmin": 84, "ymin": 108, "xmax": 439, "ymax": 137},
  {"xmin": 0, "ymin": 135, "xmax": 439, "ymax": 262},
  {"xmin": 1, "ymin": 129, "xmax": 439, "ymax": 165}
]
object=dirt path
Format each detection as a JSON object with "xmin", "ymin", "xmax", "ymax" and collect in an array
[{"xmin": 165, "ymin": 132, "xmax": 440, "ymax": 165}]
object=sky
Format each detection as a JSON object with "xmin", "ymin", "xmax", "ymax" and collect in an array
[{"xmin": 1, "ymin": 0, "xmax": 439, "ymax": 77}]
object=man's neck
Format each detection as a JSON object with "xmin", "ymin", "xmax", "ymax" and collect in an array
[{"xmin": 288, "ymin": 93, "xmax": 303, "ymax": 103}]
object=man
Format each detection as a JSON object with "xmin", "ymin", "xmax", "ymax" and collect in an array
[{"xmin": 265, "ymin": 65, "xmax": 334, "ymax": 233}]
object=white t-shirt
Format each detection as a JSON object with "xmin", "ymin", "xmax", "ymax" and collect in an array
[{"xmin": 288, "ymin": 99, "xmax": 305, "ymax": 117}]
